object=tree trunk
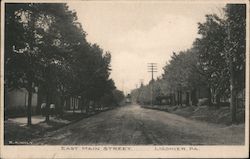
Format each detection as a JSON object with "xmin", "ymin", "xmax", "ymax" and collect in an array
[
  {"xmin": 45, "ymin": 66, "xmax": 51, "ymax": 122},
  {"xmin": 191, "ymin": 89, "xmax": 198, "ymax": 106},
  {"xmin": 86, "ymin": 100, "xmax": 89, "ymax": 114},
  {"xmin": 172, "ymin": 90, "xmax": 176, "ymax": 105},
  {"xmin": 27, "ymin": 81, "xmax": 32, "ymax": 126},
  {"xmin": 207, "ymin": 87, "xmax": 212, "ymax": 106},
  {"xmin": 178, "ymin": 91, "xmax": 180, "ymax": 105},
  {"xmin": 80, "ymin": 99, "xmax": 83, "ymax": 113},
  {"xmin": 186, "ymin": 92, "xmax": 190, "ymax": 106},
  {"xmin": 176, "ymin": 91, "xmax": 179, "ymax": 105},
  {"xmin": 83, "ymin": 99, "xmax": 88, "ymax": 113},
  {"xmin": 45, "ymin": 90, "xmax": 50, "ymax": 122},
  {"xmin": 27, "ymin": 7, "xmax": 36, "ymax": 126},
  {"xmin": 180, "ymin": 90, "xmax": 182, "ymax": 106},
  {"xmin": 216, "ymin": 94, "xmax": 221, "ymax": 108},
  {"xmin": 170, "ymin": 93, "xmax": 173, "ymax": 105},
  {"xmin": 230, "ymin": 56, "xmax": 237, "ymax": 124},
  {"xmin": 73, "ymin": 97, "xmax": 75, "ymax": 114},
  {"xmin": 170, "ymin": 94, "xmax": 173, "ymax": 105},
  {"xmin": 59, "ymin": 96, "xmax": 65, "ymax": 117},
  {"xmin": 177, "ymin": 91, "xmax": 179, "ymax": 105}
]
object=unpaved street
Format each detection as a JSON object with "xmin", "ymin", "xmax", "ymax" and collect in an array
[{"xmin": 34, "ymin": 104, "xmax": 244, "ymax": 145}]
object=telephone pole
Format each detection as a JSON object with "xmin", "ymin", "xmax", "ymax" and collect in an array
[
  {"xmin": 147, "ymin": 63, "xmax": 157, "ymax": 105},
  {"xmin": 140, "ymin": 79, "xmax": 144, "ymax": 87},
  {"xmin": 147, "ymin": 63, "xmax": 157, "ymax": 82},
  {"xmin": 122, "ymin": 80, "xmax": 124, "ymax": 93}
]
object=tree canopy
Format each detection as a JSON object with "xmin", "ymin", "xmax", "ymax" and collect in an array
[
  {"xmin": 131, "ymin": 4, "xmax": 246, "ymax": 116},
  {"xmin": 5, "ymin": 3, "xmax": 121, "ymax": 125}
]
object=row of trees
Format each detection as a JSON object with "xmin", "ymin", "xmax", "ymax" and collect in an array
[
  {"xmin": 5, "ymin": 3, "xmax": 124, "ymax": 125},
  {"xmin": 131, "ymin": 4, "xmax": 246, "ymax": 123}
]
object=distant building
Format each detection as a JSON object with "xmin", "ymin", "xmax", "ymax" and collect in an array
[
  {"xmin": 125, "ymin": 94, "xmax": 132, "ymax": 103},
  {"xmin": 65, "ymin": 96, "xmax": 81, "ymax": 111}
]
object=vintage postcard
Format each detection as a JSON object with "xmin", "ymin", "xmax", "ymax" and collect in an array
[{"xmin": 0, "ymin": 0, "xmax": 249, "ymax": 158}]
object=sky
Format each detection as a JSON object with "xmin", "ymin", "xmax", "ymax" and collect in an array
[{"xmin": 67, "ymin": 1, "xmax": 226, "ymax": 94}]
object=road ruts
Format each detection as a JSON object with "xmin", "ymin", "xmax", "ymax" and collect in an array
[{"xmin": 33, "ymin": 104, "xmax": 244, "ymax": 145}]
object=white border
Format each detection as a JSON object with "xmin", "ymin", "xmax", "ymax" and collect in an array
[{"xmin": 0, "ymin": 0, "xmax": 249, "ymax": 158}]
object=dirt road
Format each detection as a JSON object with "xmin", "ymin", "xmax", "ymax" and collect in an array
[{"xmin": 33, "ymin": 104, "xmax": 244, "ymax": 145}]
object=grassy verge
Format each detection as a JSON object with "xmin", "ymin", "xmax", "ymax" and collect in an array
[{"xmin": 141, "ymin": 105, "xmax": 245, "ymax": 125}]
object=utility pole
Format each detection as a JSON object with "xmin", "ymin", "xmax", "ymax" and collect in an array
[
  {"xmin": 122, "ymin": 80, "xmax": 124, "ymax": 93},
  {"xmin": 147, "ymin": 63, "xmax": 157, "ymax": 105},
  {"xmin": 140, "ymin": 79, "xmax": 144, "ymax": 87},
  {"xmin": 148, "ymin": 63, "xmax": 157, "ymax": 82}
]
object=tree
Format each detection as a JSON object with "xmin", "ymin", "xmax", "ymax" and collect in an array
[
  {"xmin": 162, "ymin": 49, "xmax": 200, "ymax": 106},
  {"xmin": 194, "ymin": 14, "xmax": 228, "ymax": 106},
  {"xmin": 195, "ymin": 4, "xmax": 245, "ymax": 121},
  {"xmin": 37, "ymin": 4, "xmax": 88, "ymax": 121},
  {"xmin": 5, "ymin": 3, "xmax": 89, "ymax": 123},
  {"xmin": 78, "ymin": 44, "xmax": 114, "ymax": 105},
  {"xmin": 5, "ymin": 3, "xmax": 122, "ymax": 124},
  {"xmin": 112, "ymin": 89, "xmax": 125, "ymax": 105},
  {"xmin": 225, "ymin": 4, "xmax": 246, "ymax": 123},
  {"xmin": 5, "ymin": 3, "xmax": 46, "ymax": 126}
]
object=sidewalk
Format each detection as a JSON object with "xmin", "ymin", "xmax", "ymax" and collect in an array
[
  {"xmin": 4, "ymin": 113, "xmax": 82, "ymax": 145},
  {"xmin": 7, "ymin": 115, "xmax": 49, "ymax": 126},
  {"xmin": 4, "ymin": 108, "xmax": 113, "ymax": 145}
]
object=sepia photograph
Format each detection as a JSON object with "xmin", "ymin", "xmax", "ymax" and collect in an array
[{"xmin": 0, "ymin": 0, "xmax": 249, "ymax": 158}]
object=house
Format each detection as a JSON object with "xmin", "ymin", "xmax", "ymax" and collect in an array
[
  {"xmin": 5, "ymin": 85, "xmax": 83, "ymax": 118},
  {"xmin": 5, "ymin": 88, "xmax": 38, "ymax": 117}
]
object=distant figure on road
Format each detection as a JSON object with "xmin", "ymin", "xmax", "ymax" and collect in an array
[
  {"xmin": 50, "ymin": 104, "xmax": 55, "ymax": 116},
  {"xmin": 41, "ymin": 102, "xmax": 46, "ymax": 116}
]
